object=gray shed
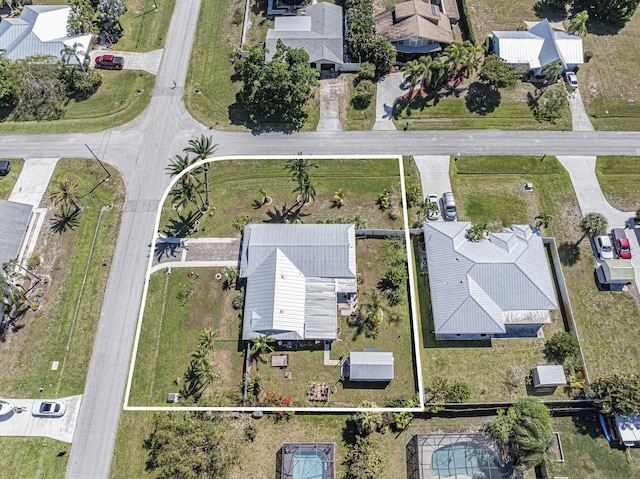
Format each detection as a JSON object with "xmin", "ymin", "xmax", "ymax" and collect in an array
[
  {"xmin": 344, "ymin": 351, "xmax": 394, "ymax": 382},
  {"xmin": 532, "ymin": 365, "xmax": 566, "ymax": 392},
  {"xmin": 0, "ymin": 200, "xmax": 32, "ymax": 266}
]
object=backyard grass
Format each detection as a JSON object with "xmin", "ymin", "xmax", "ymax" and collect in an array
[
  {"xmin": 0, "ymin": 159, "xmax": 24, "ymax": 199},
  {"xmin": 341, "ymin": 75, "xmax": 377, "ymax": 131},
  {"xmin": 392, "ymin": 81, "xmax": 571, "ymax": 131},
  {"xmin": 595, "ymin": 156, "xmax": 640, "ymax": 211},
  {"xmin": 0, "ymin": 159, "xmax": 125, "ymax": 398},
  {"xmin": 0, "ymin": 71, "xmax": 155, "ymax": 134},
  {"xmin": 0, "ymin": 437, "xmax": 69, "ymax": 479},
  {"xmin": 118, "ymin": 0, "xmax": 176, "ymax": 51},
  {"xmin": 160, "ymin": 158, "xmax": 407, "ymax": 238}
]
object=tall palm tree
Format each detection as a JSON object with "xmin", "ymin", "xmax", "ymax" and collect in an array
[
  {"xmin": 401, "ymin": 60, "xmax": 425, "ymax": 98},
  {"xmin": 198, "ymin": 329, "xmax": 217, "ymax": 351},
  {"xmin": 250, "ymin": 334, "xmax": 275, "ymax": 367},
  {"xmin": 535, "ymin": 212, "xmax": 552, "ymax": 229},
  {"xmin": 295, "ymin": 176, "xmax": 317, "ymax": 205},
  {"xmin": 60, "ymin": 42, "xmax": 87, "ymax": 73},
  {"xmin": 540, "ymin": 60, "xmax": 563, "ymax": 83},
  {"xmin": 416, "ymin": 56, "xmax": 441, "ymax": 89},
  {"xmin": 581, "ymin": 212, "xmax": 608, "ymax": 238},
  {"xmin": 568, "ymin": 10, "xmax": 589, "ymax": 37},
  {"xmin": 284, "ymin": 158, "xmax": 318, "ymax": 185},
  {"xmin": 0, "ymin": 267, "xmax": 27, "ymax": 319},
  {"xmin": 467, "ymin": 222, "xmax": 489, "ymax": 241},
  {"xmin": 166, "ymin": 154, "xmax": 207, "ymax": 211},
  {"xmin": 443, "ymin": 41, "xmax": 466, "ymax": 79},
  {"xmin": 183, "ymin": 135, "xmax": 218, "ymax": 210},
  {"xmin": 50, "ymin": 178, "xmax": 82, "ymax": 213},
  {"xmin": 463, "ymin": 40, "xmax": 484, "ymax": 63}
]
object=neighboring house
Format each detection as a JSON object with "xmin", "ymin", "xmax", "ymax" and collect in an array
[
  {"xmin": 342, "ymin": 351, "xmax": 394, "ymax": 382},
  {"xmin": 491, "ymin": 18, "xmax": 583, "ymax": 76},
  {"xmin": 0, "ymin": 6, "xmax": 92, "ymax": 66},
  {"xmin": 375, "ymin": 0, "xmax": 459, "ymax": 56},
  {"xmin": 266, "ymin": 2, "xmax": 344, "ymax": 72},
  {"xmin": 0, "ymin": 200, "xmax": 33, "ymax": 266},
  {"xmin": 424, "ymin": 222, "xmax": 558, "ymax": 340},
  {"xmin": 239, "ymin": 223, "xmax": 357, "ymax": 341}
]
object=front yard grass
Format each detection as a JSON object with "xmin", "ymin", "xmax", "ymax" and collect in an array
[
  {"xmin": 0, "ymin": 437, "xmax": 69, "ymax": 479},
  {"xmin": 0, "ymin": 71, "xmax": 155, "ymax": 134},
  {"xmin": 0, "ymin": 159, "xmax": 24, "ymax": 199},
  {"xmin": 118, "ymin": 0, "xmax": 176, "ymax": 51},
  {"xmin": 341, "ymin": 75, "xmax": 377, "ymax": 131},
  {"xmin": 0, "ymin": 159, "xmax": 125, "ymax": 397},
  {"xmin": 160, "ymin": 158, "xmax": 409, "ymax": 238},
  {"xmin": 595, "ymin": 156, "xmax": 640, "ymax": 211}
]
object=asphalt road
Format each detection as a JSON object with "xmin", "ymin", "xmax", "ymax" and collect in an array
[{"xmin": 23, "ymin": 0, "xmax": 634, "ymax": 476}]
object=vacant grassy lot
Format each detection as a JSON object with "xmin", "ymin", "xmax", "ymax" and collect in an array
[
  {"xmin": 466, "ymin": 0, "xmax": 640, "ymax": 131},
  {"xmin": 341, "ymin": 75, "xmax": 377, "ymax": 131},
  {"xmin": 0, "ymin": 159, "xmax": 125, "ymax": 398},
  {"xmin": 595, "ymin": 156, "xmax": 640, "ymax": 211},
  {"xmin": 392, "ymin": 81, "xmax": 570, "ymax": 131},
  {"xmin": 0, "ymin": 71, "xmax": 154, "ymax": 134},
  {"xmin": 119, "ymin": 0, "xmax": 176, "ymax": 51},
  {"xmin": 0, "ymin": 159, "xmax": 24, "ymax": 199},
  {"xmin": 160, "ymin": 157, "xmax": 410, "ymax": 238},
  {"xmin": 0, "ymin": 437, "xmax": 69, "ymax": 479}
]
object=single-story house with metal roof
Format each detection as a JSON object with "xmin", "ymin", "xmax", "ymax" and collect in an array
[
  {"xmin": 0, "ymin": 6, "xmax": 92, "ymax": 66},
  {"xmin": 0, "ymin": 200, "xmax": 32, "ymax": 267},
  {"xmin": 491, "ymin": 18, "xmax": 583, "ymax": 76},
  {"xmin": 532, "ymin": 364, "xmax": 566, "ymax": 393},
  {"xmin": 240, "ymin": 223, "xmax": 357, "ymax": 341},
  {"xmin": 266, "ymin": 2, "xmax": 344, "ymax": 72},
  {"xmin": 375, "ymin": 0, "xmax": 459, "ymax": 56},
  {"xmin": 342, "ymin": 351, "xmax": 394, "ymax": 382},
  {"xmin": 423, "ymin": 222, "xmax": 558, "ymax": 340}
]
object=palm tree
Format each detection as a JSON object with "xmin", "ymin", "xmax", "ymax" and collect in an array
[
  {"xmin": 183, "ymin": 135, "xmax": 217, "ymax": 211},
  {"xmin": 401, "ymin": 60, "xmax": 425, "ymax": 98},
  {"xmin": 198, "ymin": 329, "xmax": 217, "ymax": 351},
  {"xmin": 61, "ymin": 42, "xmax": 87, "ymax": 73},
  {"xmin": 284, "ymin": 158, "xmax": 318, "ymax": 185},
  {"xmin": 416, "ymin": 56, "xmax": 443, "ymax": 89},
  {"xmin": 295, "ymin": 176, "xmax": 317, "ymax": 205},
  {"xmin": 351, "ymin": 213, "xmax": 367, "ymax": 230},
  {"xmin": 540, "ymin": 60, "xmax": 563, "ymax": 83},
  {"xmin": 250, "ymin": 334, "xmax": 275, "ymax": 368},
  {"xmin": 568, "ymin": 10, "xmax": 589, "ymax": 37},
  {"xmin": 463, "ymin": 40, "xmax": 484, "ymax": 63},
  {"xmin": 0, "ymin": 267, "xmax": 27, "ymax": 319},
  {"xmin": 416, "ymin": 199, "xmax": 429, "ymax": 222},
  {"xmin": 580, "ymin": 212, "xmax": 608, "ymax": 241},
  {"xmin": 333, "ymin": 188, "xmax": 346, "ymax": 207},
  {"xmin": 535, "ymin": 212, "xmax": 552, "ymax": 229},
  {"xmin": 50, "ymin": 178, "xmax": 82, "ymax": 213},
  {"xmin": 467, "ymin": 222, "xmax": 489, "ymax": 241},
  {"xmin": 443, "ymin": 42, "xmax": 466, "ymax": 79},
  {"xmin": 166, "ymin": 154, "xmax": 207, "ymax": 211}
]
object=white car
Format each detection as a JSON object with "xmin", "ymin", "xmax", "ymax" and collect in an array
[
  {"xmin": 32, "ymin": 401, "xmax": 65, "ymax": 417},
  {"xmin": 426, "ymin": 194, "xmax": 440, "ymax": 220},
  {"xmin": 565, "ymin": 71, "xmax": 578, "ymax": 89},
  {"xmin": 595, "ymin": 235, "xmax": 614, "ymax": 260}
]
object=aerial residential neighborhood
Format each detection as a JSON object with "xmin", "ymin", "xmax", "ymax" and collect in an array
[{"xmin": 0, "ymin": 0, "xmax": 639, "ymax": 477}]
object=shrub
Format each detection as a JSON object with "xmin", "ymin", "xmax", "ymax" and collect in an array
[
  {"xmin": 232, "ymin": 8, "xmax": 243, "ymax": 25},
  {"xmin": 244, "ymin": 425, "xmax": 257, "ymax": 442},
  {"xmin": 544, "ymin": 332, "xmax": 579, "ymax": 363},
  {"xmin": 584, "ymin": 50, "xmax": 593, "ymax": 62},
  {"xmin": 232, "ymin": 287, "xmax": 245, "ymax": 310},
  {"xmin": 343, "ymin": 435, "xmax": 387, "ymax": 479},
  {"xmin": 353, "ymin": 401, "xmax": 383, "ymax": 435},
  {"xmin": 27, "ymin": 252, "xmax": 41, "ymax": 269}
]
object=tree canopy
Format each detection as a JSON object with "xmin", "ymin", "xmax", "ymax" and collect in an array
[
  {"xmin": 576, "ymin": 0, "xmax": 640, "ymax": 25},
  {"xmin": 480, "ymin": 54, "xmax": 517, "ymax": 88},
  {"xmin": 588, "ymin": 374, "xmax": 640, "ymax": 417},
  {"xmin": 345, "ymin": 0, "xmax": 396, "ymax": 74},
  {"xmin": 238, "ymin": 41, "xmax": 318, "ymax": 127},
  {"xmin": 343, "ymin": 435, "xmax": 387, "ymax": 479}
]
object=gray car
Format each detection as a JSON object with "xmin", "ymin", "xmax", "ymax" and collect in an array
[{"xmin": 443, "ymin": 192, "xmax": 457, "ymax": 220}]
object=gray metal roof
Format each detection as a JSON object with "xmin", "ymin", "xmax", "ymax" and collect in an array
[
  {"xmin": 533, "ymin": 364, "xmax": 566, "ymax": 387},
  {"xmin": 241, "ymin": 224, "xmax": 356, "ymax": 340},
  {"xmin": 0, "ymin": 6, "xmax": 92, "ymax": 64},
  {"xmin": 0, "ymin": 200, "xmax": 32, "ymax": 266},
  {"xmin": 348, "ymin": 351, "xmax": 394, "ymax": 381},
  {"xmin": 424, "ymin": 222, "xmax": 558, "ymax": 336},
  {"xmin": 265, "ymin": 2, "xmax": 343, "ymax": 65}
]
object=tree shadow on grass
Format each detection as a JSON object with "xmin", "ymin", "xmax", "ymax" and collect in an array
[
  {"xmin": 263, "ymin": 203, "xmax": 309, "ymax": 224},
  {"xmin": 50, "ymin": 210, "xmax": 80, "ymax": 234},
  {"xmin": 465, "ymin": 82, "xmax": 501, "ymax": 115},
  {"xmin": 228, "ymin": 93, "xmax": 301, "ymax": 135},
  {"xmin": 572, "ymin": 411, "xmax": 607, "ymax": 439},
  {"xmin": 558, "ymin": 241, "xmax": 580, "ymax": 266},
  {"xmin": 532, "ymin": 1, "xmax": 569, "ymax": 22},
  {"xmin": 392, "ymin": 90, "xmax": 440, "ymax": 119},
  {"xmin": 162, "ymin": 210, "xmax": 202, "ymax": 237}
]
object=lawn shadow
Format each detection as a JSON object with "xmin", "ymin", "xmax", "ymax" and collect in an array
[
  {"xmin": 392, "ymin": 90, "xmax": 440, "ymax": 119},
  {"xmin": 341, "ymin": 418, "xmax": 359, "ymax": 445},
  {"xmin": 532, "ymin": 1, "xmax": 569, "ymax": 22},
  {"xmin": 229, "ymin": 93, "xmax": 301, "ymax": 135},
  {"xmin": 162, "ymin": 210, "xmax": 202, "ymax": 237},
  {"xmin": 572, "ymin": 411, "xmax": 607, "ymax": 439},
  {"xmin": 50, "ymin": 210, "xmax": 81, "ymax": 234},
  {"xmin": 263, "ymin": 203, "xmax": 309, "ymax": 224},
  {"xmin": 466, "ymin": 82, "xmax": 501, "ymax": 115},
  {"xmin": 558, "ymin": 241, "xmax": 580, "ymax": 266},
  {"xmin": 341, "ymin": 380, "xmax": 390, "ymax": 390}
]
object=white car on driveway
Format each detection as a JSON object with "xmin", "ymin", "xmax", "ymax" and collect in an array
[
  {"xmin": 595, "ymin": 234, "xmax": 614, "ymax": 260},
  {"xmin": 32, "ymin": 401, "xmax": 66, "ymax": 417}
]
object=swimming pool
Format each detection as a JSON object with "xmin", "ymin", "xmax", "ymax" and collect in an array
[
  {"xmin": 291, "ymin": 449, "xmax": 328, "ymax": 479},
  {"xmin": 430, "ymin": 441, "xmax": 501, "ymax": 478}
]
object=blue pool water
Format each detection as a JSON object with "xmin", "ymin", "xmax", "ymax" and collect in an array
[
  {"xmin": 292, "ymin": 450, "xmax": 327, "ymax": 479},
  {"xmin": 430, "ymin": 441, "xmax": 500, "ymax": 478}
]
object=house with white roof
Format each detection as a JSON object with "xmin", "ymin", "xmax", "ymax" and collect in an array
[
  {"xmin": 265, "ymin": 2, "xmax": 344, "ymax": 72},
  {"xmin": 491, "ymin": 18, "xmax": 583, "ymax": 76},
  {"xmin": 423, "ymin": 222, "xmax": 558, "ymax": 340},
  {"xmin": 0, "ymin": 6, "xmax": 92, "ymax": 65},
  {"xmin": 239, "ymin": 223, "xmax": 357, "ymax": 341}
]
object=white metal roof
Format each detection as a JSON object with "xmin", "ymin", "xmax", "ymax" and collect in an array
[
  {"xmin": 424, "ymin": 222, "xmax": 558, "ymax": 336},
  {"xmin": 0, "ymin": 6, "xmax": 91, "ymax": 64},
  {"xmin": 348, "ymin": 352, "xmax": 394, "ymax": 381},
  {"xmin": 0, "ymin": 200, "xmax": 32, "ymax": 266},
  {"xmin": 615, "ymin": 415, "xmax": 640, "ymax": 446},
  {"xmin": 533, "ymin": 365, "xmax": 566, "ymax": 387}
]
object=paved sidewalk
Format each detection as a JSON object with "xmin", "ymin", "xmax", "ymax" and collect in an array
[
  {"xmin": 568, "ymin": 89, "xmax": 594, "ymax": 132},
  {"xmin": 317, "ymin": 78, "xmax": 345, "ymax": 131},
  {"xmin": 0, "ymin": 395, "xmax": 82, "ymax": 443},
  {"xmin": 90, "ymin": 49, "xmax": 164, "ymax": 75},
  {"xmin": 9, "ymin": 158, "xmax": 59, "ymax": 208},
  {"xmin": 373, "ymin": 72, "xmax": 405, "ymax": 130}
]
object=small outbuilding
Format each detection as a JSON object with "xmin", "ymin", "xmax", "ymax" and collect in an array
[
  {"xmin": 0, "ymin": 200, "xmax": 33, "ymax": 266},
  {"xmin": 596, "ymin": 259, "xmax": 635, "ymax": 286},
  {"xmin": 342, "ymin": 351, "xmax": 394, "ymax": 382},
  {"xmin": 532, "ymin": 365, "xmax": 566, "ymax": 393}
]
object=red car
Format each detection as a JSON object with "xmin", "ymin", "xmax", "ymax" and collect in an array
[
  {"xmin": 95, "ymin": 55, "xmax": 124, "ymax": 70},
  {"xmin": 611, "ymin": 228, "xmax": 632, "ymax": 259}
]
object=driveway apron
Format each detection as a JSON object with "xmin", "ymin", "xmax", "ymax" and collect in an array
[
  {"xmin": 90, "ymin": 49, "xmax": 164, "ymax": 75},
  {"xmin": 9, "ymin": 158, "xmax": 59, "ymax": 207},
  {"xmin": 413, "ymin": 155, "xmax": 452, "ymax": 198},
  {"xmin": 568, "ymin": 89, "xmax": 594, "ymax": 132},
  {"xmin": 373, "ymin": 72, "xmax": 404, "ymax": 130},
  {"xmin": 317, "ymin": 77, "xmax": 345, "ymax": 131}
]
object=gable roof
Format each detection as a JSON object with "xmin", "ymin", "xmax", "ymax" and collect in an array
[
  {"xmin": 375, "ymin": 0, "xmax": 453, "ymax": 46},
  {"xmin": 265, "ymin": 2, "xmax": 343, "ymax": 65},
  {"xmin": 0, "ymin": 6, "xmax": 92, "ymax": 64},
  {"xmin": 424, "ymin": 222, "xmax": 558, "ymax": 336},
  {"xmin": 492, "ymin": 18, "xmax": 582, "ymax": 69},
  {"xmin": 241, "ymin": 224, "xmax": 357, "ymax": 340},
  {"xmin": 348, "ymin": 351, "xmax": 394, "ymax": 381}
]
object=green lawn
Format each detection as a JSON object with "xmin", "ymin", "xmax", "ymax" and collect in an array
[
  {"xmin": 392, "ymin": 81, "xmax": 571, "ymax": 131},
  {"xmin": 0, "ymin": 159, "xmax": 125, "ymax": 397},
  {"xmin": 118, "ymin": 0, "xmax": 176, "ymax": 51},
  {"xmin": 161, "ymin": 158, "xmax": 408, "ymax": 238},
  {"xmin": 0, "ymin": 438, "xmax": 69, "ymax": 479},
  {"xmin": 596, "ymin": 156, "xmax": 640, "ymax": 211},
  {"xmin": 0, "ymin": 159, "xmax": 24, "ymax": 199},
  {"xmin": 341, "ymin": 75, "xmax": 377, "ymax": 131},
  {"xmin": 0, "ymin": 71, "xmax": 155, "ymax": 134}
]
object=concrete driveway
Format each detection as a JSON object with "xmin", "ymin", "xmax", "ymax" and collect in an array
[
  {"xmin": 317, "ymin": 77, "xmax": 345, "ymax": 131},
  {"xmin": 568, "ymin": 89, "xmax": 594, "ymax": 132},
  {"xmin": 413, "ymin": 155, "xmax": 452, "ymax": 198},
  {"xmin": 0, "ymin": 395, "xmax": 82, "ymax": 443},
  {"xmin": 9, "ymin": 158, "xmax": 59, "ymax": 208},
  {"xmin": 373, "ymin": 72, "xmax": 405, "ymax": 130},
  {"xmin": 90, "ymin": 49, "xmax": 163, "ymax": 75}
]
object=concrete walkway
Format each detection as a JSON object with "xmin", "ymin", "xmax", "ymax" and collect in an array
[
  {"xmin": 90, "ymin": 49, "xmax": 164, "ymax": 76},
  {"xmin": 9, "ymin": 158, "xmax": 59, "ymax": 208},
  {"xmin": 373, "ymin": 72, "xmax": 405, "ymax": 130},
  {"xmin": 152, "ymin": 236, "xmax": 239, "ymax": 269},
  {"xmin": 568, "ymin": 89, "xmax": 594, "ymax": 132},
  {"xmin": 317, "ymin": 78, "xmax": 345, "ymax": 131},
  {"xmin": 0, "ymin": 395, "xmax": 82, "ymax": 443}
]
